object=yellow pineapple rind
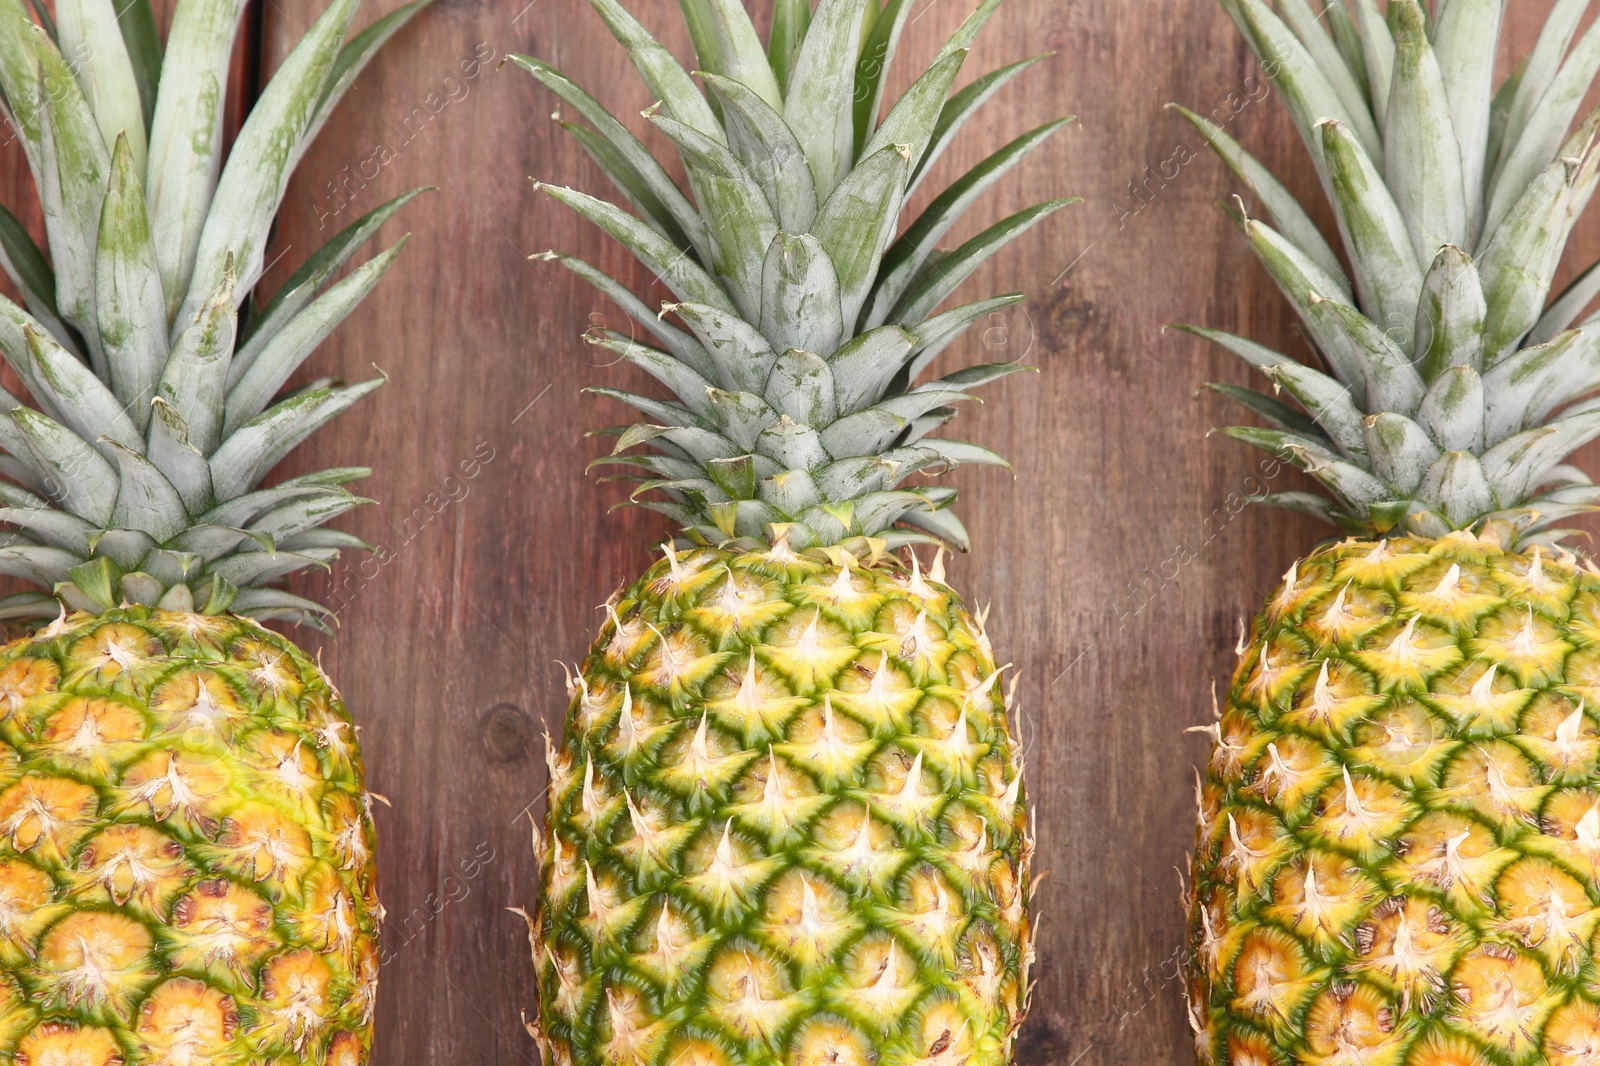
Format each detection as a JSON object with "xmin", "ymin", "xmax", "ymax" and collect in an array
[
  {"xmin": 530, "ymin": 545, "xmax": 1032, "ymax": 1066},
  {"xmin": 1189, "ymin": 532, "xmax": 1600, "ymax": 1062},
  {"xmin": 0, "ymin": 608, "xmax": 380, "ymax": 1064}
]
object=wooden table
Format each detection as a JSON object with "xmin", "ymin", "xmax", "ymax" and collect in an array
[{"xmin": 2, "ymin": 1, "xmax": 1593, "ymax": 1062}]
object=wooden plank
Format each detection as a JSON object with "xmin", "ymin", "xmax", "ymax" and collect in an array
[{"xmin": 256, "ymin": 1, "xmax": 1599, "ymax": 1063}]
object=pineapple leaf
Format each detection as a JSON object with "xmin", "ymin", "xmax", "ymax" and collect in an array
[
  {"xmin": 887, "ymin": 199, "xmax": 1072, "ymax": 329},
  {"xmin": 114, "ymin": 0, "xmax": 160, "ymax": 129},
  {"xmin": 1497, "ymin": 0, "xmax": 1588, "ymax": 180},
  {"xmin": 904, "ymin": 293, "xmax": 1023, "ymax": 381},
  {"xmin": 96, "ymin": 133, "xmax": 167, "ymax": 430},
  {"xmin": 852, "ymin": 0, "xmax": 914, "ymax": 153},
  {"xmin": 1385, "ymin": 2, "xmax": 1470, "ymax": 260},
  {"xmin": 702, "ymin": 72, "xmax": 817, "ymax": 234},
  {"xmin": 666, "ymin": 299, "xmax": 776, "ymax": 393},
  {"xmin": 0, "ymin": 199, "xmax": 62, "ymax": 327},
  {"xmin": 1484, "ymin": 14, "xmax": 1600, "ymax": 241},
  {"xmin": 1205, "ymin": 382, "xmax": 1328, "ymax": 441},
  {"xmin": 234, "ymin": 187, "xmax": 430, "ymax": 383},
  {"xmin": 1324, "ymin": 1, "xmax": 1367, "ymax": 91},
  {"xmin": 685, "ymin": 0, "xmax": 782, "ymax": 112},
  {"xmin": 1537, "ymin": 259, "xmax": 1600, "ymax": 344},
  {"xmin": 911, "ymin": 53, "xmax": 1049, "ymax": 197},
  {"xmin": 783, "ymin": 0, "xmax": 870, "ymax": 201},
  {"xmin": 35, "ymin": 29, "xmax": 112, "ymax": 360},
  {"xmin": 105, "ymin": 439, "xmax": 188, "ymax": 540},
  {"xmin": 820, "ymin": 407, "xmax": 903, "ymax": 457},
  {"xmin": 1274, "ymin": 0, "xmax": 1373, "ymax": 141},
  {"xmin": 0, "ymin": 544, "xmax": 80, "ymax": 587},
  {"xmin": 159, "ymin": 268, "xmax": 235, "ymax": 456},
  {"xmin": 309, "ymin": 0, "xmax": 431, "ymax": 147},
  {"xmin": 57, "ymin": 0, "xmax": 146, "ymax": 174},
  {"xmin": 538, "ymin": 183, "xmax": 735, "ymax": 313},
  {"xmin": 0, "ymin": 0, "xmax": 41, "ymax": 157},
  {"xmin": 225, "ymin": 237, "xmax": 407, "ymax": 434},
  {"xmin": 146, "ymin": 0, "xmax": 252, "ymax": 319},
  {"xmin": 246, "ymin": 492, "xmax": 369, "ymax": 540},
  {"xmin": 760, "ymin": 232, "xmax": 844, "ymax": 358},
  {"xmin": 708, "ymin": 388, "xmax": 779, "ymax": 448},
  {"xmin": 1171, "ymin": 104, "xmax": 1348, "ymax": 297},
  {"xmin": 1485, "ymin": 57, "xmax": 1526, "ymax": 179},
  {"xmin": 196, "ymin": 477, "xmax": 364, "ymax": 530},
  {"xmin": 1319, "ymin": 119, "xmax": 1422, "ymax": 343},
  {"xmin": 766, "ymin": 0, "xmax": 809, "ymax": 95},
  {"xmin": 542, "ymin": 254, "xmax": 714, "ymax": 379},
  {"xmin": 584, "ymin": 0, "xmax": 720, "ymax": 142},
  {"xmin": 11, "ymin": 406, "xmax": 114, "ymax": 524},
  {"xmin": 862, "ymin": 49, "xmax": 966, "ymax": 172},
  {"xmin": 768, "ymin": 349, "xmax": 837, "ymax": 425},
  {"xmin": 228, "ymin": 587, "xmax": 334, "ymax": 626},
  {"xmin": 1416, "ymin": 365, "xmax": 1486, "ymax": 453},
  {"xmin": 146, "ymin": 398, "xmax": 214, "ymax": 515},
  {"xmin": 1363, "ymin": 411, "xmax": 1441, "ymax": 494},
  {"xmin": 24, "ymin": 325, "xmax": 136, "ymax": 457},
  {"xmin": 812, "ymin": 143, "xmax": 909, "ymax": 331},
  {"xmin": 590, "ymin": 387, "xmax": 703, "ymax": 429},
  {"xmin": 0, "ymin": 497, "xmax": 91, "ymax": 553},
  {"xmin": 1255, "ymin": 490, "xmax": 1339, "ymax": 524},
  {"xmin": 1413, "ymin": 244, "xmax": 1486, "ymax": 380},
  {"xmin": 1478, "ymin": 110, "xmax": 1600, "ymax": 366},
  {"xmin": 1239, "ymin": 217, "xmax": 1371, "ymax": 407},
  {"xmin": 896, "ymin": 504, "xmax": 971, "ymax": 551},
  {"xmin": 1260, "ymin": 361, "xmax": 1369, "ymax": 460},
  {"xmin": 590, "ymin": 331, "xmax": 716, "ymax": 420},
  {"xmin": 1481, "ymin": 414, "xmax": 1600, "ymax": 505},
  {"xmin": 1482, "ymin": 330, "xmax": 1600, "ymax": 442},
  {"xmin": 511, "ymin": 57, "xmax": 705, "ymax": 255},
  {"xmin": 1221, "ymin": 0, "xmax": 1383, "ymax": 173},
  {"xmin": 1297, "ymin": 451, "xmax": 1396, "ymax": 509},
  {"xmin": 1347, "ymin": 0, "xmax": 1395, "ymax": 126},
  {"xmin": 1417, "ymin": 451, "xmax": 1493, "ymax": 524},
  {"xmin": 176, "ymin": 0, "xmax": 358, "ymax": 331},
  {"xmin": 756, "ymin": 417, "xmax": 827, "ymax": 470},
  {"xmin": 1176, "ymin": 323, "xmax": 1291, "ymax": 373},
  {"xmin": 830, "ymin": 324, "xmax": 916, "ymax": 413},
  {"xmin": 1430, "ymin": 0, "xmax": 1503, "ymax": 234},
  {"xmin": 210, "ymin": 377, "xmax": 382, "ymax": 500},
  {"xmin": 1318, "ymin": 297, "xmax": 1425, "ymax": 416},
  {"xmin": 871, "ymin": 117, "xmax": 1072, "ymax": 326},
  {"xmin": 647, "ymin": 111, "xmax": 778, "ymax": 316}
]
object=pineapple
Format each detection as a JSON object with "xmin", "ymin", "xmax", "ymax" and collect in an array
[
  {"xmin": 0, "ymin": 0, "xmax": 424, "ymax": 1062},
  {"xmin": 1182, "ymin": 0, "xmax": 1600, "ymax": 1060},
  {"xmin": 509, "ymin": 1, "xmax": 1070, "ymax": 1063}
]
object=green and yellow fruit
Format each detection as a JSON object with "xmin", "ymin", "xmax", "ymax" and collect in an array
[
  {"xmin": 512, "ymin": 0, "xmax": 1069, "ymax": 1062},
  {"xmin": 1184, "ymin": 0, "xmax": 1600, "ymax": 1060},
  {"xmin": 0, "ymin": 0, "xmax": 422, "ymax": 1061}
]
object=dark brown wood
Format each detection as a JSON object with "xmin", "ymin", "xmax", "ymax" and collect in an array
[{"xmin": 254, "ymin": 1, "xmax": 1600, "ymax": 1063}]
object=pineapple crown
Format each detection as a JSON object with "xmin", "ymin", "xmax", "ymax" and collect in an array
[
  {"xmin": 514, "ymin": 0, "xmax": 1074, "ymax": 552},
  {"xmin": 1184, "ymin": 0, "xmax": 1600, "ymax": 549},
  {"xmin": 0, "ymin": 0, "xmax": 427, "ymax": 627}
]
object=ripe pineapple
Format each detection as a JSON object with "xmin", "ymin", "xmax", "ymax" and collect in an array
[
  {"xmin": 510, "ymin": 1, "xmax": 1070, "ymax": 1063},
  {"xmin": 0, "ymin": 0, "xmax": 423, "ymax": 1062},
  {"xmin": 1183, "ymin": 0, "xmax": 1600, "ymax": 1060}
]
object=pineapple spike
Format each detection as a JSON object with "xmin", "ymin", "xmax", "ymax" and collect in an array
[
  {"xmin": 1184, "ymin": 0, "xmax": 1600, "ymax": 547},
  {"xmin": 511, "ymin": 0, "xmax": 1073, "ymax": 550}
]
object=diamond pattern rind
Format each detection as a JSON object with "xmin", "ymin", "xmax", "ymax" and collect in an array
[
  {"xmin": 1189, "ymin": 533, "xmax": 1600, "ymax": 1062},
  {"xmin": 530, "ymin": 545, "xmax": 1032, "ymax": 1066},
  {"xmin": 0, "ymin": 609, "xmax": 380, "ymax": 1065}
]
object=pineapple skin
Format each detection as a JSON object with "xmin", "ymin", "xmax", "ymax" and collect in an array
[
  {"xmin": 1188, "ymin": 532, "xmax": 1600, "ymax": 1061},
  {"xmin": 528, "ymin": 545, "xmax": 1032, "ymax": 1066},
  {"xmin": 0, "ymin": 608, "xmax": 380, "ymax": 1065}
]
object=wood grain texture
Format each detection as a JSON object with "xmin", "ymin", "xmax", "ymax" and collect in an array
[{"xmin": 241, "ymin": 1, "xmax": 1600, "ymax": 1063}]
